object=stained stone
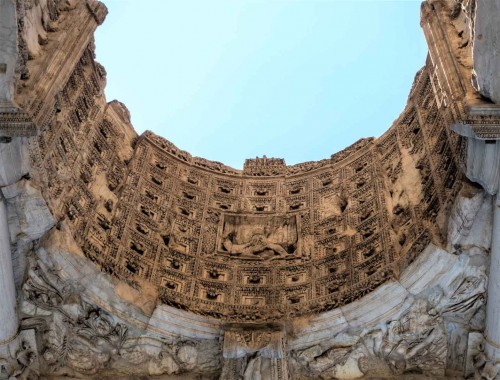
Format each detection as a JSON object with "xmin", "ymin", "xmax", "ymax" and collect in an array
[
  {"xmin": 0, "ymin": 0, "xmax": 499, "ymax": 378},
  {"xmin": 0, "ymin": 0, "xmax": 17, "ymax": 104},
  {"xmin": 0, "ymin": 197, "xmax": 17, "ymax": 344},
  {"xmin": 473, "ymin": 1, "xmax": 500, "ymax": 103}
]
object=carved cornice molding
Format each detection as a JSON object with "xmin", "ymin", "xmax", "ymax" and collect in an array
[{"xmin": 0, "ymin": 102, "xmax": 36, "ymax": 137}]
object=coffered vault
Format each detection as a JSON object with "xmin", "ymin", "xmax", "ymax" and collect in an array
[{"xmin": 0, "ymin": 0, "xmax": 499, "ymax": 379}]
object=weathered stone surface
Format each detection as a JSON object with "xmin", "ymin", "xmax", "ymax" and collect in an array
[
  {"xmin": 473, "ymin": 0, "xmax": 500, "ymax": 104},
  {"xmin": 0, "ymin": 0, "xmax": 499, "ymax": 378},
  {"xmin": 0, "ymin": 0, "xmax": 17, "ymax": 104},
  {"xmin": 485, "ymin": 195, "xmax": 500, "ymax": 366},
  {"xmin": 2, "ymin": 179, "xmax": 55, "ymax": 242},
  {"xmin": 0, "ymin": 195, "xmax": 17, "ymax": 344},
  {"xmin": 290, "ymin": 244, "xmax": 488, "ymax": 378},
  {"xmin": 17, "ymin": 238, "xmax": 222, "ymax": 378},
  {"xmin": 448, "ymin": 182, "xmax": 494, "ymax": 251},
  {"xmin": 0, "ymin": 138, "xmax": 30, "ymax": 186}
]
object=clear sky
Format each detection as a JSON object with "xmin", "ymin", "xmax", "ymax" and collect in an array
[{"xmin": 95, "ymin": 0, "xmax": 427, "ymax": 169}]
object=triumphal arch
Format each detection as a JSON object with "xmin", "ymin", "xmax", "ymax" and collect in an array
[{"xmin": 0, "ymin": 0, "xmax": 499, "ymax": 378}]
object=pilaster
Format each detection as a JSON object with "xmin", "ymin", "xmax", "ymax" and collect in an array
[
  {"xmin": 0, "ymin": 195, "xmax": 19, "ymax": 352},
  {"xmin": 221, "ymin": 324, "xmax": 289, "ymax": 379}
]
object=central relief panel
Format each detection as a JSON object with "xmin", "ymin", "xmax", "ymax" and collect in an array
[{"xmin": 217, "ymin": 214, "xmax": 301, "ymax": 261}]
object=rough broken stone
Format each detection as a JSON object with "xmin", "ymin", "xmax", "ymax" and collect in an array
[{"xmin": 0, "ymin": 0, "xmax": 499, "ymax": 378}]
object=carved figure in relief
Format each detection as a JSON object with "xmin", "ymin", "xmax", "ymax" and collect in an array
[
  {"xmin": 222, "ymin": 329, "xmax": 287, "ymax": 380},
  {"xmin": 443, "ymin": 275, "xmax": 486, "ymax": 318},
  {"xmin": 19, "ymin": 247, "xmax": 222, "ymax": 378},
  {"xmin": 301, "ymin": 235, "xmax": 314, "ymax": 259},
  {"xmin": 219, "ymin": 214, "xmax": 298, "ymax": 260},
  {"xmin": 242, "ymin": 355, "xmax": 276, "ymax": 380},
  {"xmin": 381, "ymin": 300, "xmax": 443, "ymax": 366},
  {"xmin": 470, "ymin": 351, "xmax": 500, "ymax": 380},
  {"xmin": 355, "ymin": 297, "xmax": 446, "ymax": 377},
  {"xmin": 293, "ymin": 297, "xmax": 448, "ymax": 378},
  {"xmin": 223, "ymin": 231, "xmax": 289, "ymax": 260},
  {"xmin": 3, "ymin": 340, "xmax": 39, "ymax": 380}
]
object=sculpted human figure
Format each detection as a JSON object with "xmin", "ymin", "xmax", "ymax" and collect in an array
[
  {"xmin": 222, "ymin": 231, "xmax": 289, "ymax": 260},
  {"xmin": 379, "ymin": 299, "xmax": 442, "ymax": 372}
]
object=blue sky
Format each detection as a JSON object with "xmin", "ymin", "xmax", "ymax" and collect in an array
[{"xmin": 95, "ymin": 1, "xmax": 427, "ymax": 169}]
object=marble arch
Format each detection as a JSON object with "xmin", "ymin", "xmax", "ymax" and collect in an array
[{"xmin": 0, "ymin": 0, "xmax": 499, "ymax": 379}]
